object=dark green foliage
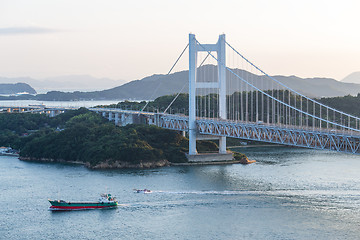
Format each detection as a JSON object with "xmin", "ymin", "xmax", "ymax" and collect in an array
[
  {"xmin": 317, "ymin": 94, "xmax": 360, "ymax": 117},
  {"xmin": 0, "ymin": 108, "xmax": 222, "ymax": 166},
  {"xmin": 0, "ymin": 113, "xmax": 52, "ymax": 149},
  {"xmin": 18, "ymin": 111, "xmax": 197, "ymax": 165},
  {"xmin": 97, "ymin": 94, "xmax": 189, "ymax": 114},
  {"xmin": 233, "ymin": 152, "xmax": 247, "ymax": 161},
  {"xmin": 196, "ymin": 140, "xmax": 218, "ymax": 153},
  {"xmin": 50, "ymin": 107, "xmax": 96, "ymax": 127},
  {"xmin": 0, "ymin": 113, "xmax": 49, "ymax": 134}
]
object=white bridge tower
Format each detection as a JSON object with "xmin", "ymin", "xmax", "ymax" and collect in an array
[{"xmin": 188, "ymin": 34, "xmax": 227, "ymax": 156}]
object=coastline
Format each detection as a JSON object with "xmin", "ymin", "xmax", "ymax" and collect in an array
[
  {"xmin": 11, "ymin": 151, "xmax": 255, "ymax": 169},
  {"xmin": 18, "ymin": 155, "xmax": 254, "ymax": 169},
  {"xmin": 0, "ymin": 153, "xmax": 19, "ymax": 157},
  {"xmin": 19, "ymin": 156, "xmax": 171, "ymax": 169}
]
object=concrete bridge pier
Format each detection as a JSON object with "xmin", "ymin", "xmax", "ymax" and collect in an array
[
  {"xmin": 114, "ymin": 113, "xmax": 119, "ymax": 125},
  {"xmin": 102, "ymin": 112, "xmax": 106, "ymax": 118},
  {"xmin": 108, "ymin": 112, "xmax": 113, "ymax": 121},
  {"xmin": 121, "ymin": 113, "xmax": 126, "ymax": 126}
]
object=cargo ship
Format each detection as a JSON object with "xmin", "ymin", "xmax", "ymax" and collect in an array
[{"xmin": 48, "ymin": 193, "xmax": 118, "ymax": 210}]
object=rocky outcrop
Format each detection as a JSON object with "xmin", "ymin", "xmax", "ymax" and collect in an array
[
  {"xmin": 87, "ymin": 159, "xmax": 170, "ymax": 169},
  {"xmin": 19, "ymin": 156, "xmax": 170, "ymax": 169},
  {"xmin": 19, "ymin": 157, "xmax": 85, "ymax": 165}
]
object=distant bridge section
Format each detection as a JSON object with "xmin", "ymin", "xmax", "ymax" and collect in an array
[
  {"xmin": 88, "ymin": 108, "xmax": 157, "ymax": 126},
  {"xmin": 0, "ymin": 105, "xmax": 78, "ymax": 117}
]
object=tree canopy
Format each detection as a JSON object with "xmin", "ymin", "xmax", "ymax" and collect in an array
[{"xmin": 1, "ymin": 108, "xmax": 219, "ymax": 168}]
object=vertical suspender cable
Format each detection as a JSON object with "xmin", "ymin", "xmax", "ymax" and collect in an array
[
  {"xmin": 313, "ymin": 102, "xmax": 315, "ymax": 130},
  {"xmin": 143, "ymin": 43, "xmax": 188, "ymax": 113}
]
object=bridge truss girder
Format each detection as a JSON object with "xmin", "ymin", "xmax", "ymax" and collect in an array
[
  {"xmin": 158, "ymin": 115, "xmax": 360, "ymax": 154},
  {"xmin": 197, "ymin": 119, "xmax": 360, "ymax": 154},
  {"xmin": 158, "ymin": 115, "xmax": 189, "ymax": 131}
]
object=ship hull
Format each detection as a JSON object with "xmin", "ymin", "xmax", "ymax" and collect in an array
[{"xmin": 49, "ymin": 200, "xmax": 118, "ymax": 210}]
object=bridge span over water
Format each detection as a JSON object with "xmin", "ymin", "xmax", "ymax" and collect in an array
[
  {"xmin": 3, "ymin": 34, "xmax": 360, "ymax": 157},
  {"xmin": 92, "ymin": 34, "xmax": 360, "ymax": 155}
]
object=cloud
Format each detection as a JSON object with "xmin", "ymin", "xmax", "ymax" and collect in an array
[{"xmin": 0, "ymin": 27, "xmax": 59, "ymax": 36}]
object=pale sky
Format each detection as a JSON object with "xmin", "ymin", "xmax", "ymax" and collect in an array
[{"xmin": 0, "ymin": 0, "xmax": 359, "ymax": 82}]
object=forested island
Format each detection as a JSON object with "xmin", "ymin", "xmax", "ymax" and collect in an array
[{"xmin": 0, "ymin": 108, "xmax": 247, "ymax": 169}]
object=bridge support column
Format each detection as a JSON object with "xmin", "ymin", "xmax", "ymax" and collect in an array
[
  {"xmin": 219, "ymin": 137, "xmax": 226, "ymax": 154},
  {"xmin": 102, "ymin": 112, "xmax": 106, "ymax": 117},
  {"xmin": 189, "ymin": 33, "xmax": 197, "ymax": 155},
  {"xmin": 114, "ymin": 113, "xmax": 119, "ymax": 125},
  {"xmin": 218, "ymin": 34, "xmax": 227, "ymax": 154},
  {"xmin": 121, "ymin": 113, "xmax": 126, "ymax": 126}
]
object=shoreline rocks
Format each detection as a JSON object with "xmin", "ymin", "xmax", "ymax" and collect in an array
[
  {"xmin": 19, "ymin": 156, "xmax": 170, "ymax": 169},
  {"xmin": 87, "ymin": 159, "xmax": 170, "ymax": 169},
  {"xmin": 19, "ymin": 153, "xmax": 252, "ymax": 169}
]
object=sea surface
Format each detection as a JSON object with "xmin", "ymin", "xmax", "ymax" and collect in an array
[{"xmin": 1, "ymin": 147, "xmax": 360, "ymax": 240}]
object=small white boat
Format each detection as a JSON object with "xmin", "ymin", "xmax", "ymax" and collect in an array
[{"xmin": 133, "ymin": 189, "xmax": 152, "ymax": 193}]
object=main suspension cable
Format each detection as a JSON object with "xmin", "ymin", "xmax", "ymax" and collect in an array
[
  {"xmin": 141, "ymin": 43, "xmax": 189, "ymax": 112},
  {"xmin": 163, "ymin": 52, "xmax": 211, "ymax": 114}
]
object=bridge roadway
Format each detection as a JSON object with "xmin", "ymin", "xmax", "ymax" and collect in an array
[
  {"xmin": 0, "ymin": 105, "xmax": 79, "ymax": 117},
  {"xmin": 158, "ymin": 114, "xmax": 360, "ymax": 154},
  {"xmin": 90, "ymin": 108, "xmax": 360, "ymax": 154},
  {"xmin": 3, "ymin": 106, "xmax": 360, "ymax": 154}
]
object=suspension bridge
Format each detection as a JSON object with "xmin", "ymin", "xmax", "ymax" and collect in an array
[
  {"xmin": 143, "ymin": 34, "xmax": 360, "ymax": 157},
  {"xmin": 3, "ymin": 34, "xmax": 360, "ymax": 159}
]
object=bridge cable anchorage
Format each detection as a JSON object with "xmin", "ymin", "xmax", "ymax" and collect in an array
[
  {"xmin": 224, "ymin": 41, "xmax": 360, "ymax": 123},
  {"xmin": 195, "ymin": 39, "xmax": 360, "ymax": 133},
  {"xmin": 140, "ymin": 43, "xmax": 189, "ymax": 113},
  {"xmin": 163, "ymin": 52, "xmax": 211, "ymax": 114}
]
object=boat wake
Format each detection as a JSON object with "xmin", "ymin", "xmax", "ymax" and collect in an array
[{"xmin": 149, "ymin": 190, "xmax": 254, "ymax": 195}]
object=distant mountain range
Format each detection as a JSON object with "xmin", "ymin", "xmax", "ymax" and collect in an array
[
  {"xmin": 1, "ymin": 67, "xmax": 360, "ymax": 101},
  {"xmin": 0, "ymin": 75, "xmax": 126, "ymax": 93},
  {"xmin": 0, "ymin": 83, "xmax": 36, "ymax": 95}
]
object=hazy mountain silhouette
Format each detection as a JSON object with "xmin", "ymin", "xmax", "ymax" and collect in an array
[
  {"xmin": 341, "ymin": 72, "xmax": 360, "ymax": 84},
  {"xmin": 0, "ymin": 75, "xmax": 126, "ymax": 93},
  {"xmin": 90, "ymin": 66, "xmax": 360, "ymax": 100},
  {"xmin": 1, "ymin": 66, "xmax": 360, "ymax": 101}
]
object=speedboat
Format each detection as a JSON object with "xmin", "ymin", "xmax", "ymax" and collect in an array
[{"xmin": 133, "ymin": 189, "xmax": 152, "ymax": 193}]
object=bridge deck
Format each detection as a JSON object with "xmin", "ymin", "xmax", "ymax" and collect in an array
[{"xmin": 158, "ymin": 114, "xmax": 360, "ymax": 154}]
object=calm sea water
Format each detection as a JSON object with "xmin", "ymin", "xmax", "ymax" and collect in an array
[{"xmin": 1, "ymin": 147, "xmax": 360, "ymax": 240}]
